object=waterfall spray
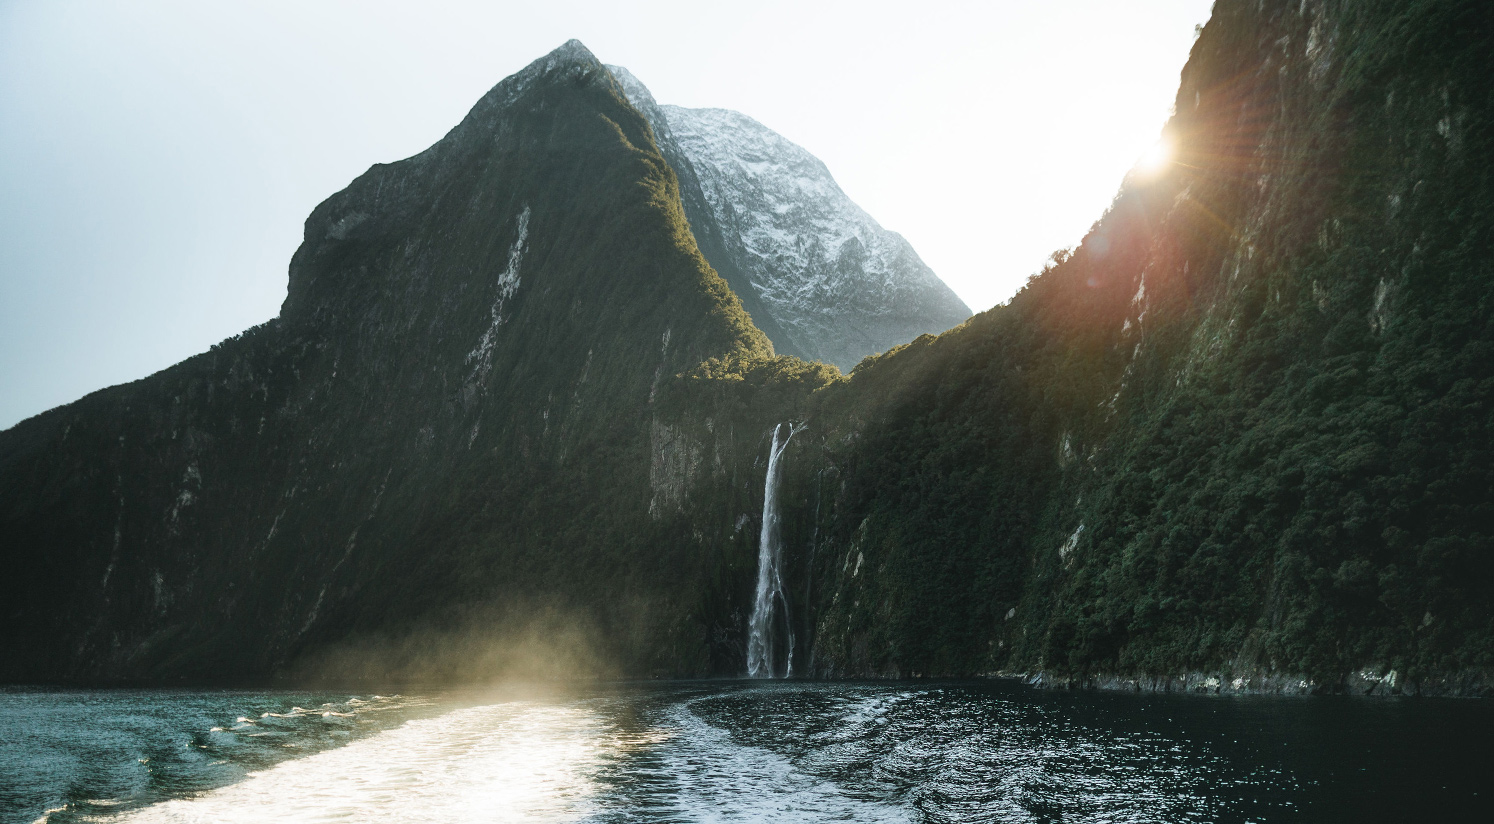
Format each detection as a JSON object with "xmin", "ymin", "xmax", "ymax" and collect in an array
[{"xmin": 747, "ymin": 422, "xmax": 802, "ymax": 677}]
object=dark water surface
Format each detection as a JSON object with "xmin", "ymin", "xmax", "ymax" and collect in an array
[{"xmin": 1, "ymin": 680, "xmax": 1488, "ymax": 822}]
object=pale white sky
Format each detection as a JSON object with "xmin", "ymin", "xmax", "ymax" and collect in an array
[{"xmin": 0, "ymin": 0, "xmax": 1214, "ymax": 429}]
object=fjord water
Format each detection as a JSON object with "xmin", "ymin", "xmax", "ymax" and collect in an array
[{"xmin": 3, "ymin": 682, "xmax": 1489, "ymax": 823}]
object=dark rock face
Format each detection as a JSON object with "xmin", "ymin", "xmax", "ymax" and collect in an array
[
  {"xmin": 609, "ymin": 66, "xmax": 972, "ymax": 371},
  {"xmin": 784, "ymin": 0, "xmax": 1494, "ymax": 693},
  {"xmin": 0, "ymin": 41, "xmax": 777, "ymax": 683}
]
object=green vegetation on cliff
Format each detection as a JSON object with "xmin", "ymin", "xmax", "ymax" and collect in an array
[
  {"xmin": 792, "ymin": 0, "xmax": 1494, "ymax": 691},
  {"xmin": 0, "ymin": 41, "xmax": 777, "ymax": 683}
]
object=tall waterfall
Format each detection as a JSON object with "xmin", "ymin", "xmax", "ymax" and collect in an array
[{"xmin": 747, "ymin": 422, "xmax": 801, "ymax": 678}]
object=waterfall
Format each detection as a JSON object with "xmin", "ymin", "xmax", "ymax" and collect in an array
[{"xmin": 747, "ymin": 422, "xmax": 801, "ymax": 678}]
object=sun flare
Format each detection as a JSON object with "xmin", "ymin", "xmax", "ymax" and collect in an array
[{"xmin": 1136, "ymin": 136, "xmax": 1174, "ymax": 175}]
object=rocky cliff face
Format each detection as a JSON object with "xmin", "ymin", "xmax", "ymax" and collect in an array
[
  {"xmin": 774, "ymin": 0, "xmax": 1494, "ymax": 694},
  {"xmin": 609, "ymin": 67, "xmax": 971, "ymax": 371},
  {"xmin": 0, "ymin": 40, "xmax": 783, "ymax": 683}
]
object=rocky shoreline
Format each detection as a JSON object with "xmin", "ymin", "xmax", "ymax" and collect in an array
[{"xmin": 994, "ymin": 668, "xmax": 1494, "ymax": 698}]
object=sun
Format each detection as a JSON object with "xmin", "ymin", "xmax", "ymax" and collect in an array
[{"xmin": 1136, "ymin": 136, "xmax": 1174, "ymax": 176}]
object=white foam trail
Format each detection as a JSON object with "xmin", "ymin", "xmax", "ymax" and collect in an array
[
  {"xmin": 103, "ymin": 695, "xmax": 909, "ymax": 824},
  {"xmin": 112, "ymin": 702, "xmax": 608, "ymax": 824},
  {"xmin": 834, "ymin": 691, "xmax": 917, "ymax": 730},
  {"xmin": 650, "ymin": 701, "xmax": 912, "ymax": 823},
  {"xmin": 747, "ymin": 422, "xmax": 801, "ymax": 678}
]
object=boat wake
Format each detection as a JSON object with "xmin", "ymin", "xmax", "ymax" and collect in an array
[{"xmin": 114, "ymin": 702, "xmax": 608, "ymax": 823}]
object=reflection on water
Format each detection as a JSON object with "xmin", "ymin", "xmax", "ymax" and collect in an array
[{"xmin": 2, "ymin": 681, "xmax": 1489, "ymax": 823}]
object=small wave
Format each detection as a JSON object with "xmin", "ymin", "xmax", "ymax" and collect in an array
[
  {"xmin": 836, "ymin": 690, "xmax": 918, "ymax": 729},
  {"xmin": 30, "ymin": 804, "xmax": 67, "ymax": 824},
  {"xmin": 649, "ymin": 698, "xmax": 914, "ymax": 823}
]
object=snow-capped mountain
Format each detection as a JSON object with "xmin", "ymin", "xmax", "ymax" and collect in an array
[{"xmin": 610, "ymin": 66, "xmax": 971, "ymax": 371}]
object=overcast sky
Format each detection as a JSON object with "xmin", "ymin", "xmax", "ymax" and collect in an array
[{"xmin": 0, "ymin": 0, "xmax": 1213, "ymax": 429}]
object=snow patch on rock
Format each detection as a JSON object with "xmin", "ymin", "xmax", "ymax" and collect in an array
[{"xmin": 609, "ymin": 66, "xmax": 970, "ymax": 370}]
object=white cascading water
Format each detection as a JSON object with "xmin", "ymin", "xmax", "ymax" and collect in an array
[{"xmin": 747, "ymin": 422, "xmax": 801, "ymax": 677}]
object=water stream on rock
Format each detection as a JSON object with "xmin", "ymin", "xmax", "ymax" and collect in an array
[{"xmin": 747, "ymin": 422, "xmax": 800, "ymax": 677}]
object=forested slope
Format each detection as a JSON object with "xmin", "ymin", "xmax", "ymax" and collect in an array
[
  {"xmin": 0, "ymin": 41, "xmax": 783, "ymax": 683},
  {"xmin": 784, "ymin": 0, "xmax": 1494, "ymax": 694}
]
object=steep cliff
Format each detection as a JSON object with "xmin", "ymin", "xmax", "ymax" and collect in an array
[
  {"xmin": 780, "ymin": 0, "xmax": 1494, "ymax": 694},
  {"xmin": 0, "ymin": 41, "xmax": 787, "ymax": 683}
]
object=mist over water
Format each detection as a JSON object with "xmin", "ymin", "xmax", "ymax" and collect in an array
[{"xmin": 4, "ymin": 681, "xmax": 1490, "ymax": 823}]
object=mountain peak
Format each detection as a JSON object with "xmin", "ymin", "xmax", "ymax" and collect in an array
[
  {"xmin": 606, "ymin": 66, "xmax": 972, "ymax": 369},
  {"xmin": 509, "ymin": 38, "xmax": 603, "ymax": 92},
  {"xmin": 451, "ymin": 39, "xmax": 605, "ymax": 131},
  {"xmin": 547, "ymin": 38, "xmax": 599, "ymax": 67}
]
